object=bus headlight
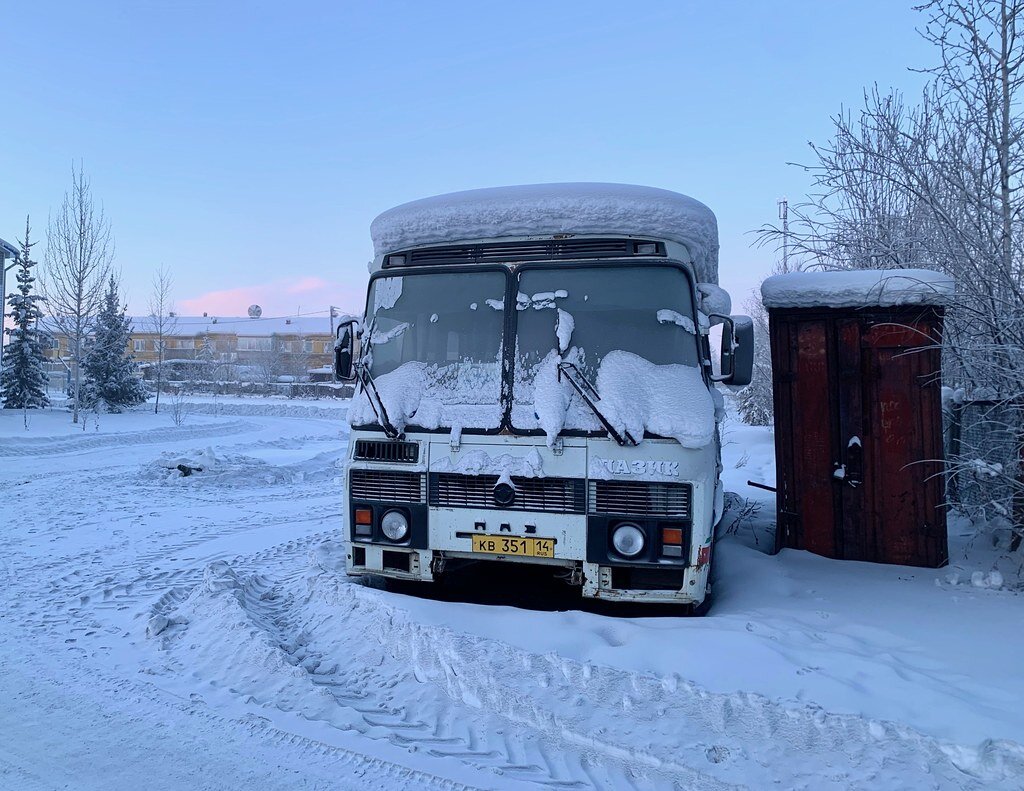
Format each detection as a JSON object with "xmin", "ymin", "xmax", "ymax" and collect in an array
[
  {"xmin": 611, "ymin": 523, "xmax": 645, "ymax": 558},
  {"xmin": 380, "ymin": 510, "xmax": 409, "ymax": 542}
]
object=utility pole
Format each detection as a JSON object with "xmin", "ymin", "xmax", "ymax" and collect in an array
[
  {"xmin": 777, "ymin": 197, "xmax": 790, "ymax": 273},
  {"xmin": 329, "ymin": 305, "xmax": 337, "ymax": 336}
]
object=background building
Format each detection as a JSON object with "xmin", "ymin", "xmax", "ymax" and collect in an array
[{"xmin": 42, "ymin": 313, "xmax": 346, "ymax": 383}]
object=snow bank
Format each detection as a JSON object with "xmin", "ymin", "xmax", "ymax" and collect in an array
[
  {"xmin": 141, "ymin": 446, "xmax": 340, "ymax": 487},
  {"xmin": 370, "ymin": 183, "xmax": 720, "ymax": 284},
  {"xmin": 761, "ymin": 269, "xmax": 954, "ymax": 309}
]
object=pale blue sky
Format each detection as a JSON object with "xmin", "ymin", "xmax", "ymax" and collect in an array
[{"xmin": 2, "ymin": 1, "xmax": 933, "ymax": 318}]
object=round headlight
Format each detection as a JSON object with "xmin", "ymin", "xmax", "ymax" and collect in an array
[
  {"xmin": 380, "ymin": 510, "xmax": 409, "ymax": 541},
  {"xmin": 611, "ymin": 523, "xmax": 645, "ymax": 558},
  {"xmin": 493, "ymin": 481, "xmax": 516, "ymax": 507}
]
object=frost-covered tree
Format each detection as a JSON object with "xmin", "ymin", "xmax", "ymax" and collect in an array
[
  {"xmin": 194, "ymin": 331, "xmax": 216, "ymax": 384},
  {"xmin": 1, "ymin": 218, "xmax": 50, "ymax": 410},
  {"xmin": 735, "ymin": 291, "xmax": 773, "ymax": 427},
  {"xmin": 758, "ymin": 0, "xmax": 1024, "ymax": 543},
  {"xmin": 147, "ymin": 264, "xmax": 176, "ymax": 413},
  {"xmin": 80, "ymin": 276, "xmax": 147, "ymax": 412},
  {"xmin": 42, "ymin": 164, "xmax": 113, "ymax": 423}
]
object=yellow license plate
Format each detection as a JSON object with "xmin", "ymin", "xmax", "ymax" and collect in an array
[{"xmin": 471, "ymin": 535, "xmax": 555, "ymax": 558}]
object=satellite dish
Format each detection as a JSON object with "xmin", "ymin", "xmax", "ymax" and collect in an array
[{"xmin": 248, "ymin": 304, "xmax": 262, "ymax": 319}]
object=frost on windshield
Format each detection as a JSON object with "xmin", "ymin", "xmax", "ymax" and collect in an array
[
  {"xmin": 349, "ymin": 359, "xmax": 503, "ymax": 433},
  {"xmin": 374, "ymin": 277, "xmax": 403, "ymax": 311},
  {"xmin": 370, "ymin": 321, "xmax": 410, "ymax": 345},
  {"xmin": 350, "ymin": 271, "xmax": 506, "ymax": 432}
]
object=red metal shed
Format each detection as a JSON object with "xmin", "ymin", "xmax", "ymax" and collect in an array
[{"xmin": 762, "ymin": 270, "xmax": 953, "ymax": 568}]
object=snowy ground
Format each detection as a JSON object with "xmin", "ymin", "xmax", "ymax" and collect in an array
[{"xmin": 1, "ymin": 398, "xmax": 1023, "ymax": 790}]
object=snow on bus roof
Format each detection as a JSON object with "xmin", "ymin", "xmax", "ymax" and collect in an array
[
  {"xmin": 761, "ymin": 269, "xmax": 955, "ymax": 309},
  {"xmin": 370, "ymin": 183, "xmax": 720, "ymax": 284}
]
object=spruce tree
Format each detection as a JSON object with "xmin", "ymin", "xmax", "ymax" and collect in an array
[
  {"xmin": 80, "ymin": 276, "xmax": 148, "ymax": 412},
  {"xmin": 0, "ymin": 218, "xmax": 50, "ymax": 410}
]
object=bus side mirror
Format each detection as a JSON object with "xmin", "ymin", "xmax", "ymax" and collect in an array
[
  {"xmin": 709, "ymin": 314, "xmax": 754, "ymax": 386},
  {"xmin": 334, "ymin": 320, "xmax": 357, "ymax": 382},
  {"xmin": 729, "ymin": 315, "xmax": 754, "ymax": 386}
]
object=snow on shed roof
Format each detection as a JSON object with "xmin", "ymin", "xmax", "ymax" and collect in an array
[
  {"xmin": 761, "ymin": 269, "xmax": 955, "ymax": 310},
  {"xmin": 370, "ymin": 183, "xmax": 720, "ymax": 284}
]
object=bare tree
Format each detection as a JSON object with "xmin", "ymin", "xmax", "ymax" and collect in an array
[
  {"xmin": 42, "ymin": 164, "xmax": 113, "ymax": 423},
  {"xmin": 147, "ymin": 264, "xmax": 177, "ymax": 413},
  {"xmin": 758, "ymin": 0, "xmax": 1024, "ymax": 544}
]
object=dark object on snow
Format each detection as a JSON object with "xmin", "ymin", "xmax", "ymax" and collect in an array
[
  {"xmin": 176, "ymin": 464, "xmax": 204, "ymax": 477},
  {"xmin": 766, "ymin": 299, "xmax": 948, "ymax": 568}
]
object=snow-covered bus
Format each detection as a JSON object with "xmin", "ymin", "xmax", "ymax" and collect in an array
[{"xmin": 335, "ymin": 184, "xmax": 752, "ymax": 611}]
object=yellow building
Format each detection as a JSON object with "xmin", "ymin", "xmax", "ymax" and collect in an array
[{"xmin": 42, "ymin": 314, "xmax": 342, "ymax": 382}]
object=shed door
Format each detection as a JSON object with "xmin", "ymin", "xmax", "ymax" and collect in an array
[
  {"xmin": 772, "ymin": 318, "xmax": 839, "ymax": 556},
  {"xmin": 772, "ymin": 311, "xmax": 947, "ymax": 567},
  {"xmin": 859, "ymin": 322, "xmax": 947, "ymax": 567}
]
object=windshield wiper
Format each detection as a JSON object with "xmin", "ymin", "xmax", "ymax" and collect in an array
[
  {"xmin": 354, "ymin": 361, "xmax": 402, "ymax": 439},
  {"xmin": 557, "ymin": 361, "xmax": 638, "ymax": 446}
]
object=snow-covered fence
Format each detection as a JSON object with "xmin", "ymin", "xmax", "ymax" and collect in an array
[{"xmin": 155, "ymin": 380, "xmax": 354, "ymax": 400}]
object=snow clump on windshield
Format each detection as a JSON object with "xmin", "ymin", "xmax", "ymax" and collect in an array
[
  {"xmin": 657, "ymin": 309, "xmax": 696, "ymax": 335},
  {"xmin": 595, "ymin": 351, "xmax": 715, "ymax": 448}
]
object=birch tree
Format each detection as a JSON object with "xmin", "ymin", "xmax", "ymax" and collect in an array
[
  {"xmin": 42, "ymin": 165, "xmax": 113, "ymax": 423},
  {"xmin": 147, "ymin": 264, "xmax": 176, "ymax": 413}
]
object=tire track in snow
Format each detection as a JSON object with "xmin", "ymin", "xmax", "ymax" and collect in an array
[
  {"xmin": 149, "ymin": 536, "xmax": 1024, "ymax": 790},
  {"xmin": 0, "ymin": 418, "xmax": 257, "ymax": 457},
  {"xmin": 151, "ymin": 547, "xmax": 732, "ymax": 790}
]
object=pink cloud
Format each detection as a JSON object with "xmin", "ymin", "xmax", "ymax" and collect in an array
[
  {"xmin": 287, "ymin": 275, "xmax": 331, "ymax": 294},
  {"xmin": 179, "ymin": 277, "xmax": 366, "ymax": 318}
]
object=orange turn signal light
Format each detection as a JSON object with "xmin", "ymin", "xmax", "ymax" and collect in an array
[
  {"xmin": 355, "ymin": 508, "xmax": 373, "ymax": 526},
  {"xmin": 661, "ymin": 527, "xmax": 683, "ymax": 546}
]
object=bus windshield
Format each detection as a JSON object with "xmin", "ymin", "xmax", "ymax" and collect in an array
[
  {"xmin": 348, "ymin": 270, "xmax": 507, "ymax": 432},
  {"xmin": 511, "ymin": 265, "xmax": 705, "ymax": 444},
  {"xmin": 349, "ymin": 263, "xmax": 711, "ymax": 445}
]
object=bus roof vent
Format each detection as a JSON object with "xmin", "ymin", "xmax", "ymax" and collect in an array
[{"xmin": 385, "ymin": 238, "xmax": 664, "ymax": 268}]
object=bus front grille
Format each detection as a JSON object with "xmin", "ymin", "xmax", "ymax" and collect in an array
[
  {"xmin": 350, "ymin": 469, "xmax": 425, "ymax": 502},
  {"xmin": 353, "ymin": 439, "xmax": 419, "ymax": 463},
  {"xmin": 429, "ymin": 474, "xmax": 586, "ymax": 514},
  {"xmin": 588, "ymin": 480, "xmax": 692, "ymax": 518}
]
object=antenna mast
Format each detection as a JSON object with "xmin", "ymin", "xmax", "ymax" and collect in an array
[{"xmin": 777, "ymin": 197, "xmax": 789, "ymax": 273}]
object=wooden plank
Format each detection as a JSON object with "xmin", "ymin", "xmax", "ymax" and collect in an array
[
  {"xmin": 837, "ymin": 319, "xmax": 867, "ymax": 560},
  {"xmin": 792, "ymin": 320, "xmax": 837, "ymax": 558},
  {"xmin": 769, "ymin": 314, "xmax": 797, "ymax": 552}
]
